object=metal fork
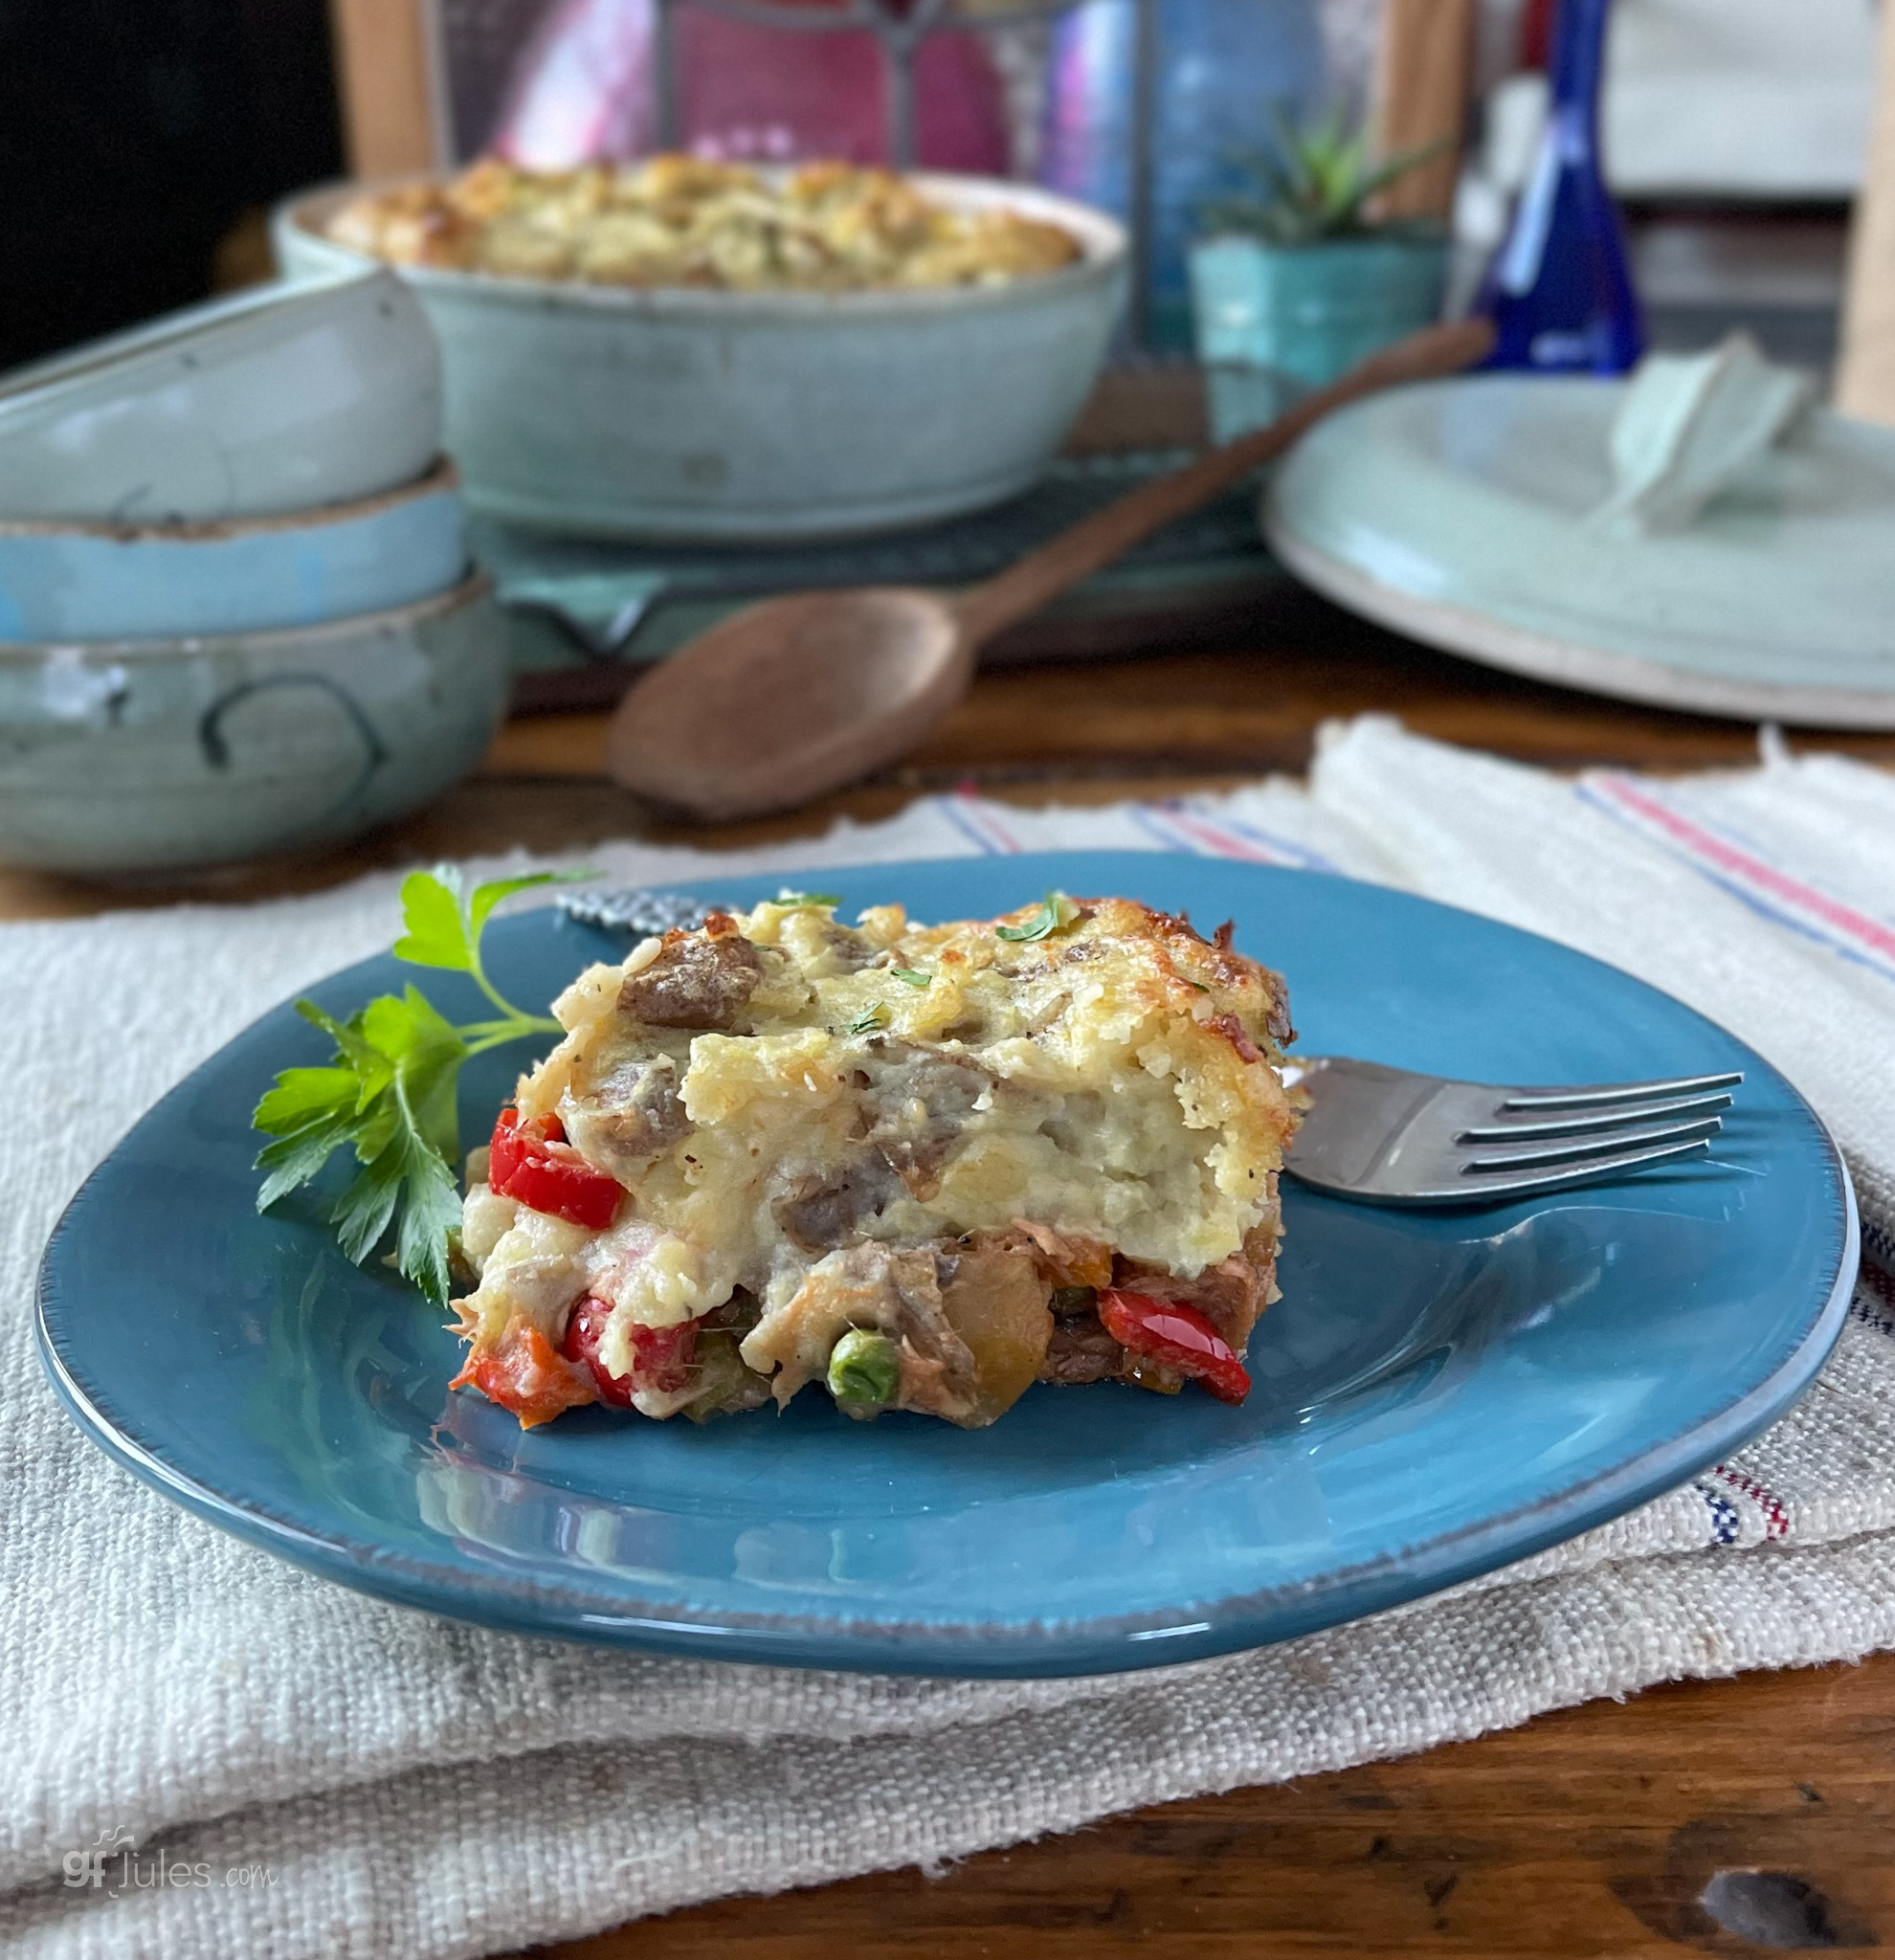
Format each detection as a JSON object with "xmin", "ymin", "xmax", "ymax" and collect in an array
[{"xmin": 1280, "ymin": 1057, "xmax": 1742, "ymax": 1205}]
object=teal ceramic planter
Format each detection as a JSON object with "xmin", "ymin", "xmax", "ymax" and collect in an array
[{"xmin": 1189, "ymin": 232, "xmax": 1447, "ymax": 441}]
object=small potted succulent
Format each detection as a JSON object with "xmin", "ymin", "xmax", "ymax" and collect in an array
[{"xmin": 1189, "ymin": 114, "xmax": 1450, "ymax": 439}]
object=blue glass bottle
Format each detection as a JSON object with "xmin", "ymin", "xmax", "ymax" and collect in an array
[
  {"xmin": 1039, "ymin": 0, "xmax": 1324, "ymax": 351},
  {"xmin": 1477, "ymin": 0, "xmax": 1644, "ymax": 373}
]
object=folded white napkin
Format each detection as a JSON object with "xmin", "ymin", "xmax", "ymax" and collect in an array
[{"xmin": 5, "ymin": 717, "xmax": 1892, "ymax": 1959}]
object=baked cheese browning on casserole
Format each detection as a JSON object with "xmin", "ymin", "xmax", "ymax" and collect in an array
[
  {"xmin": 449, "ymin": 895, "xmax": 1299, "ymax": 1430},
  {"xmin": 327, "ymin": 157, "xmax": 1082, "ymax": 294}
]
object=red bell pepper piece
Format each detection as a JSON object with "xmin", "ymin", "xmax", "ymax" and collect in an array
[
  {"xmin": 562, "ymin": 1295, "xmax": 699, "ymax": 1408},
  {"xmin": 1098, "ymin": 1288, "xmax": 1253, "ymax": 1405},
  {"xmin": 488, "ymin": 1107, "xmax": 622, "ymax": 1229},
  {"xmin": 450, "ymin": 1315, "xmax": 597, "ymax": 1428}
]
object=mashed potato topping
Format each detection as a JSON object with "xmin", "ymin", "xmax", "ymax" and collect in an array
[
  {"xmin": 327, "ymin": 156, "xmax": 1082, "ymax": 293},
  {"xmin": 451, "ymin": 895, "xmax": 1298, "ymax": 1429}
]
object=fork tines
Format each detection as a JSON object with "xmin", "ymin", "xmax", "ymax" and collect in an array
[
  {"xmin": 1496, "ymin": 1070, "xmax": 1744, "ymax": 1112},
  {"xmin": 1458, "ymin": 1070, "xmax": 1743, "ymax": 1191}
]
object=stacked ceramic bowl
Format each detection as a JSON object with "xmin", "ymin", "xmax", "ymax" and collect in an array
[{"xmin": 0, "ymin": 270, "xmax": 510, "ymax": 875}]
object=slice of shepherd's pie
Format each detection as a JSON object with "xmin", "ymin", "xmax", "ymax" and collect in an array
[{"xmin": 450, "ymin": 893, "xmax": 1299, "ymax": 1429}]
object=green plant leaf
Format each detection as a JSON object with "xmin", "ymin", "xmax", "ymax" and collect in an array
[
  {"xmin": 770, "ymin": 889, "xmax": 842, "ymax": 909},
  {"xmin": 890, "ymin": 968, "xmax": 930, "ymax": 987},
  {"xmin": 391, "ymin": 867, "xmax": 471, "ymax": 972},
  {"xmin": 848, "ymin": 1003, "xmax": 888, "ymax": 1035},
  {"xmin": 255, "ymin": 862, "xmax": 613, "ymax": 1308},
  {"xmin": 254, "ymin": 1064, "xmax": 363, "ymax": 1137},
  {"xmin": 1197, "ymin": 110, "xmax": 1451, "ymax": 246},
  {"xmin": 254, "ymin": 1107, "xmax": 361, "ymax": 1213},
  {"xmin": 330, "ymin": 1147, "xmax": 407, "ymax": 1267},
  {"xmin": 294, "ymin": 1000, "xmax": 389, "ymax": 1095},
  {"xmin": 391, "ymin": 1130, "xmax": 465, "ymax": 1306},
  {"xmin": 468, "ymin": 869, "xmax": 593, "ymax": 941},
  {"xmin": 255, "ymin": 984, "xmax": 470, "ymax": 1303},
  {"xmin": 995, "ymin": 891, "xmax": 1079, "ymax": 944}
]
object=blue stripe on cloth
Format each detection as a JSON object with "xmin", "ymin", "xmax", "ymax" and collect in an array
[
  {"xmin": 1852, "ymin": 1296, "xmax": 1895, "ymax": 1338},
  {"xmin": 1172, "ymin": 808, "xmax": 1341, "ymax": 874},
  {"xmin": 1124, "ymin": 805, "xmax": 1199, "ymax": 855},
  {"xmin": 931, "ymin": 796, "xmax": 1009, "ymax": 856},
  {"xmin": 1695, "ymin": 1481, "xmax": 1742, "ymax": 1546},
  {"xmin": 1862, "ymin": 1217, "xmax": 1895, "ymax": 1274},
  {"xmin": 1575, "ymin": 783, "xmax": 1895, "ymax": 991}
]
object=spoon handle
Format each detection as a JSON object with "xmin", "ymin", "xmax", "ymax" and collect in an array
[{"xmin": 951, "ymin": 315, "xmax": 1495, "ymax": 650}]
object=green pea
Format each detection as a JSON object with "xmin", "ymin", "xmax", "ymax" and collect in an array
[{"xmin": 827, "ymin": 1328, "xmax": 901, "ymax": 1413}]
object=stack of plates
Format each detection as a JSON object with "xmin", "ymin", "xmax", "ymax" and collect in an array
[{"xmin": 0, "ymin": 272, "xmax": 512, "ymax": 875}]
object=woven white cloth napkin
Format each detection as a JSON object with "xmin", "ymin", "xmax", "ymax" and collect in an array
[{"xmin": 5, "ymin": 717, "xmax": 1894, "ymax": 1959}]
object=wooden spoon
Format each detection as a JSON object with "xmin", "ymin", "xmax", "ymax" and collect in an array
[{"xmin": 607, "ymin": 316, "xmax": 1495, "ymax": 820}]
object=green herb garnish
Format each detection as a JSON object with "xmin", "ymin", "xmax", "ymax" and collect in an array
[
  {"xmin": 995, "ymin": 890, "xmax": 1080, "ymax": 944},
  {"xmin": 890, "ymin": 967, "xmax": 931, "ymax": 988},
  {"xmin": 252, "ymin": 866, "xmax": 588, "ymax": 1306},
  {"xmin": 847, "ymin": 1002, "xmax": 888, "ymax": 1036},
  {"xmin": 769, "ymin": 888, "xmax": 841, "ymax": 909}
]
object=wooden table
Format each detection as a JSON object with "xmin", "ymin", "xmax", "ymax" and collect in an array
[
  {"xmin": 7, "ymin": 586, "xmax": 1894, "ymax": 925},
  {"xmin": 19, "ymin": 593, "xmax": 1895, "ymax": 1956}
]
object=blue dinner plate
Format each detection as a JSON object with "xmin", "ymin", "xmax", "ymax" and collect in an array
[{"xmin": 36, "ymin": 854, "xmax": 1856, "ymax": 1678}]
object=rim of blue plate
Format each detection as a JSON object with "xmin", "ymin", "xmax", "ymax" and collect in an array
[{"xmin": 33, "ymin": 858, "xmax": 1862, "ymax": 1677}]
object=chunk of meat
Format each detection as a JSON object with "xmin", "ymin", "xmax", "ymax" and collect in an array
[
  {"xmin": 1039, "ymin": 1309, "xmax": 1126, "ymax": 1386},
  {"xmin": 805, "ymin": 920, "xmax": 877, "ymax": 972},
  {"xmin": 859, "ymin": 1045, "xmax": 992, "ymax": 1200},
  {"xmin": 771, "ymin": 1150, "xmax": 903, "ymax": 1256},
  {"xmin": 562, "ymin": 1055, "xmax": 690, "ymax": 1178},
  {"xmin": 619, "ymin": 930, "xmax": 763, "ymax": 1030}
]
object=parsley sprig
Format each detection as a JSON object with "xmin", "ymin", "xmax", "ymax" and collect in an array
[
  {"xmin": 252, "ymin": 867, "xmax": 585, "ymax": 1306},
  {"xmin": 995, "ymin": 890, "xmax": 1080, "ymax": 944}
]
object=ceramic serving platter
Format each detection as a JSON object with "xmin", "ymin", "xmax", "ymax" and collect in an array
[
  {"xmin": 37, "ymin": 854, "xmax": 1855, "ymax": 1678},
  {"xmin": 1264, "ymin": 375, "xmax": 1895, "ymax": 727},
  {"xmin": 276, "ymin": 177, "xmax": 1127, "ymax": 544}
]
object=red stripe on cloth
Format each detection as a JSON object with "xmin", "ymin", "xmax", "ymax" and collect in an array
[
  {"xmin": 1596, "ymin": 777, "xmax": 1895, "ymax": 964},
  {"xmin": 951, "ymin": 786, "xmax": 1021, "ymax": 854},
  {"xmin": 1709, "ymin": 1462, "xmax": 1791, "ymax": 1539},
  {"xmin": 1154, "ymin": 808, "xmax": 1284, "ymax": 864}
]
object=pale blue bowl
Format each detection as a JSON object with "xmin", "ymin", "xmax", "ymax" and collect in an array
[
  {"xmin": 0, "ymin": 572, "xmax": 508, "ymax": 875},
  {"xmin": 0, "ymin": 269, "xmax": 441, "ymax": 524},
  {"xmin": 0, "ymin": 459, "xmax": 466, "ymax": 641}
]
